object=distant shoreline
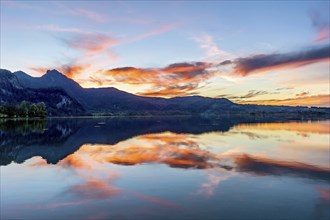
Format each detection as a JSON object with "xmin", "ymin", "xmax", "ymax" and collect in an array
[{"xmin": 1, "ymin": 111, "xmax": 329, "ymax": 120}]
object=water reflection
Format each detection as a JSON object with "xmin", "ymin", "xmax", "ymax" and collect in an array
[{"xmin": 1, "ymin": 117, "xmax": 329, "ymax": 220}]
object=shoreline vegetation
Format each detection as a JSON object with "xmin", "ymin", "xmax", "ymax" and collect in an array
[
  {"xmin": 0, "ymin": 111, "xmax": 329, "ymax": 119},
  {"xmin": 0, "ymin": 101, "xmax": 47, "ymax": 118},
  {"xmin": 0, "ymin": 101, "xmax": 328, "ymax": 119}
]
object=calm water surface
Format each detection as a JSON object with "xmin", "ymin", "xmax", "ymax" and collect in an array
[{"xmin": 0, "ymin": 117, "xmax": 329, "ymax": 220}]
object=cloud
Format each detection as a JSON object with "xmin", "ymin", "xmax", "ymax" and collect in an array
[
  {"xmin": 33, "ymin": 24, "xmax": 84, "ymax": 33},
  {"xmin": 138, "ymin": 84, "xmax": 200, "ymax": 97},
  {"xmin": 216, "ymin": 90, "xmax": 278, "ymax": 100},
  {"xmin": 132, "ymin": 192, "xmax": 180, "ymax": 209},
  {"xmin": 233, "ymin": 154, "xmax": 330, "ymax": 180},
  {"xmin": 235, "ymin": 121, "xmax": 330, "ymax": 135},
  {"xmin": 231, "ymin": 45, "xmax": 330, "ymax": 76},
  {"xmin": 30, "ymin": 32, "xmax": 118, "ymax": 77},
  {"xmin": 2, "ymin": 1, "xmax": 42, "ymax": 10},
  {"xmin": 218, "ymin": 60, "xmax": 232, "ymax": 66},
  {"xmin": 30, "ymin": 20, "xmax": 180, "ymax": 80},
  {"xmin": 315, "ymin": 186, "xmax": 330, "ymax": 201},
  {"xmin": 238, "ymin": 90, "xmax": 269, "ymax": 99},
  {"xmin": 196, "ymin": 169, "xmax": 234, "ymax": 197},
  {"xmin": 104, "ymin": 62, "xmax": 214, "ymax": 97},
  {"xmin": 74, "ymin": 132, "xmax": 329, "ymax": 181},
  {"xmin": 30, "ymin": 62, "xmax": 90, "ymax": 78},
  {"xmin": 275, "ymin": 87, "xmax": 294, "ymax": 91},
  {"xmin": 296, "ymin": 91, "xmax": 310, "ymax": 97},
  {"xmin": 192, "ymin": 33, "xmax": 232, "ymax": 62},
  {"xmin": 310, "ymin": 10, "xmax": 330, "ymax": 42},
  {"xmin": 237, "ymin": 94, "xmax": 330, "ymax": 107},
  {"xmin": 69, "ymin": 178, "xmax": 120, "ymax": 200},
  {"xmin": 78, "ymin": 133, "xmax": 215, "ymax": 169},
  {"xmin": 130, "ymin": 22, "xmax": 181, "ymax": 43},
  {"xmin": 52, "ymin": 2, "xmax": 106, "ymax": 23},
  {"xmin": 58, "ymin": 62, "xmax": 91, "ymax": 78},
  {"xmin": 65, "ymin": 33, "xmax": 119, "ymax": 56},
  {"xmin": 59, "ymin": 154, "xmax": 92, "ymax": 169}
]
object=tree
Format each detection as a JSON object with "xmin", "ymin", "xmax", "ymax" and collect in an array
[
  {"xmin": 36, "ymin": 102, "xmax": 47, "ymax": 118},
  {"xmin": 0, "ymin": 101, "xmax": 48, "ymax": 118},
  {"xmin": 29, "ymin": 104, "xmax": 38, "ymax": 117},
  {"xmin": 18, "ymin": 101, "xmax": 29, "ymax": 117}
]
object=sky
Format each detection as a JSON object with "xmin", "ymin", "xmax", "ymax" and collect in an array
[{"xmin": 0, "ymin": 0, "xmax": 329, "ymax": 107}]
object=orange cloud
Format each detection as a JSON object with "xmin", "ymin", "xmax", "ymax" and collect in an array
[
  {"xmin": 106, "ymin": 67, "xmax": 159, "ymax": 84},
  {"xmin": 162, "ymin": 62, "xmax": 211, "ymax": 74},
  {"xmin": 53, "ymin": 131, "xmax": 329, "ymax": 183},
  {"xmin": 137, "ymin": 84, "xmax": 200, "ymax": 97},
  {"xmin": 78, "ymin": 133, "xmax": 215, "ymax": 169},
  {"xmin": 97, "ymin": 144, "xmax": 212, "ymax": 169},
  {"xmin": 59, "ymin": 154, "xmax": 92, "ymax": 169},
  {"xmin": 29, "ymin": 67, "xmax": 48, "ymax": 75},
  {"xmin": 104, "ymin": 62, "xmax": 213, "ymax": 97},
  {"xmin": 58, "ymin": 63, "xmax": 91, "ymax": 78},
  {"xmin": 237, "ymin": 94, "xmax": 330, "ymax": 107},
  {"xmin": 67, "ymin": 33, "xmax": 118, "ymax": 56},
  {"xmin": 30, "ymin": 63, "xmax": 90, "ymax": 78}
]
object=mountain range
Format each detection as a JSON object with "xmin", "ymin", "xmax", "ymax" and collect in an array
[{"xmin": 0, "ymin": 68, "xmax": 328, "ymax": 116}]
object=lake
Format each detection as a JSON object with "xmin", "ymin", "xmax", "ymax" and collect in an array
[{"xmin": 1, "ymin": 117, "xmax": 329, "ymax": 220}]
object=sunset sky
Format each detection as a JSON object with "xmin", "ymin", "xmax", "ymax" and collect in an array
[{"xmin": 1, "ymin": 1, "xmax": 329, "ymax": 106}]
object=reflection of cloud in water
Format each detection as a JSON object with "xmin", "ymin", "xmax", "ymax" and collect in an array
[
  {"xmin": 57, "ymin": 132, "xmax": 329, "ymax": 182},
  {"xmin": 29, "ymin": 200, "xmax": 87, "ymax": 210},
  {"xmin": 131, "ymin": 191, "xmax": 180, "ymax": 210},
  {"xmin": 235, "ymin": 121, "xmax": 330, "ymax": 134},
  {"xmin": 315, "ymin": 186, "xmax": 330, "ymax": 201},
  {"xmin": 69, "ymin": 178, "xmax": 120, "ymax": 200},
  {"xmin": 59, "ymin": 154, "xmax": 93, "ymax": 169},
  {"xmin": 196, "ymin": 168, "xmax": 235, "ymax": 197},
  {"xmin": 79, "ymin": 133, "xmax": 215, "ymax": 169},
  {"xmin": 30, "ymin": 128, "xmax": 329, "ymax": 208},
  {"xmin": 233, "ymin": 154, "xmax": 329, "ymax": 180}
]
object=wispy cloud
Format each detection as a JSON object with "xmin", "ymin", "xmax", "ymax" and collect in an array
[
  {"xmin": 216, "ymin": 90, "xmax": 278, "ymax": 100},
  {"xmin": 65, "ymin": 33, "xmax": 119, "ymax": 56},
  {"xmin": 192, "ymin": 33, "xmax": 232, "ymax": 62},
  {"xmin": 310, "ymin": 9, "xmax": 330, "ymax": 42},
  {"xmin": 69, "ymin": 178, "xmax": 120, "ymax": 200},
  {"xmin": 30, "ymin": 21, "xmax": 180, "ymax": 78},
  {"xmin": 295, "ymin": 91, "xmax": 310, "ymax": 97},
  {"xmin": 128, "ymin": 22, "xmax": 182, "ymax": 43},
  {"xmin": 30, "ymin": 30, "xmax": 119, "ymax": 77},
  {"xmin": 237, "ymin": 94, "xmax": 330, "ymax": 107},
  {"xmin": 52, "ymin": 2, "xmax": 106, "ymax": 23},
  {"xmin": 33, "ymin": 24, "xmax": 85, "ymax": 33},
  {"xmin": 275, "ymin": 87, "xmax": 294, "ymax": 91},
  {"xmin": 1, "ymin": 0, "xmax": 41, "ymax": 10}
]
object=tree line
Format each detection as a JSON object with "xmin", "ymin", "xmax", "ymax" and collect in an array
[{"xmin": 0, "ymin": 101, "xmax": 47, "ymax": 118}]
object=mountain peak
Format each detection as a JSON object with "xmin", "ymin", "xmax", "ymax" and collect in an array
[
  {"xmin": 45, "ymin": 69, "xmax": 65, "ymax": 77},
  {"xmin": 14, "ymin": 71, "xmax": 32, "ymax": 78}
]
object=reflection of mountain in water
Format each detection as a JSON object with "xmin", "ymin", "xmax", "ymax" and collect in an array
[{"xmin": 0, "ymin": 116, "xmax": 329, "ymax": 182}]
